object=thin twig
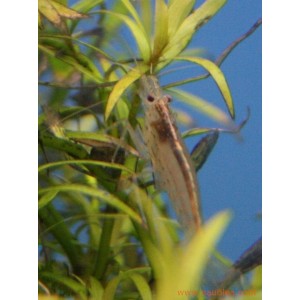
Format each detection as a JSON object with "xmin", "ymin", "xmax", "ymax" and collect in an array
[
  {"xmin": 38, "ymin": 81, "xmax": 117, "ymax": 89},
  {"xmin": 163, "ymin": 18, "xmax": 262, "ymax": 89}
]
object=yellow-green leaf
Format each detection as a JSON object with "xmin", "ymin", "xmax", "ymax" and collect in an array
[
  {"xmin": 38, "ymin": 12, "xmax": 44, "ymax": 29},
  {"xmin": 87, "ymin": 276, "xmax": 104, "ymax": 299},
  {"xmin": 102, "ymin": 276, "xmax": 122, "ymax": 300},
  {"xmin": 38, "ymin": 159, "xmax": 135, "ymax": 174},
  {"xmin": 174, "ymin": 56, "xmax": 235, "ymax": 118},
  {"xmin": 65, "ymin": 131, "xmax": 140, "ymax": 157},
  {"xmin": 39, "ymin": 34, "xmax": 114, "ymax": 61},
  {"xmin": 39, "ymin": 272, "xmax": 86, "ymax": 296},
  {"xmin": 139, "ymin": 0, "xmax": 152, "ymax": 38},
  {"xmin": 167, "ymin": 0, "xmax": 195, "ymax": 38},
  {"xmin": 180, "ymin": 211, "xmax": 231, "ymax": 290},
  {"xmin": 38, "ymin": 44, "xmax": 103, "ymax": 83},
  {"xmin": 99, "ymin": 10, "xmax": 151, "ymax": 62},
  {"xmin": 182, "ymin": 127, "xmax": 215, "ymax": 138},
  {"xmin": 39, "ymin": 0, "xmax": 62, "ymax": 28},
  {"xmin": 129, "ymin": 273, "xmax": 152, "ymax": 300},
  {"xmin": 50, "ymin": 0, "xmax": 88, "ymax": 19},
  {"xmin": 156, "ymin": 211, "xmax": 231, "ymax": 299},
  {"xmin": 121, "ymin": 0, "xmax": 146, "ymax": 31},
  {"xmin": 39, "ymin": 184, "xmax": 142, "ymax": 224},
  {"xmin": 152, "ymin": 0, "xmax": 169, "ymax": 59},
  {"xmin": 162, "ymin": 0, "xmax": 226, "ymax": 60},
  {"xmin": 168, "ymin": 88, "xmax": 236, "ymax": 128},
  {"xmin": 105, "ymin": 66, "xmax": 149, "ymax": 120},
  {"xmin": 38, "ymin": 0, "xmax": 88, "ymax": 30},
  {"xmin": 72, "ymin": 0, "xmax": 104, "ymax": 14},
  {"xmin": 38, "ymin": 191, "xmax": 58, "ymax": 210}
]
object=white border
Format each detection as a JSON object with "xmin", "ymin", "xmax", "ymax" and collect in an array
[
  {"xmin": 263, "ymin": 0, "xmax": 300, "ymax": 298},
  {"xmin": 1, "ymin": 1, "xmax": 37, "ymax": 299}
]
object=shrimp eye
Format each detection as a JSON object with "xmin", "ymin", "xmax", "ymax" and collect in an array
[{"xmin": 147, "ymin": 94, "xmax": 155, "ymax": 102}]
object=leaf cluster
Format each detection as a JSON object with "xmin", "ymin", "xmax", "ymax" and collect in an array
[{"xmin": 38, "ymin": 0, "xmax": 261, "ymax": 299}]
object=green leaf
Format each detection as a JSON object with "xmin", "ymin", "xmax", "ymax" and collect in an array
[
  {"xmin": 182, "ymin": 108, "xmax": 250, "ymax": 138},
  {"xmin": 104, "ymin": 66, "xmax": 149, "ymax": 120},
  {"xmin": 121, "ymin": 0, "xmax": 146, "ymax": 31},
  {"xmin": 162, "ymin": 0, "xmax": 226, "ymax": 60},
  {"xmin": 38, "ymin": 12, "xmax": 44, "ymax": 29},
  {"xmin": 39, "ymin": 184, "xmax": 142, "ymax": 224},
  {"xmin": 190, "ymin": 131, "xmax": 219, "ymax": 172},
  {"xmin": 65, "ymin": 131, "xmax": 140, "ymax": 157},
  {"xmin": 38, "ymin": 0, "xmax": 88, "ymax": 30},
  {"xmin": 182, "ymin": 211, "xmax": 231, "ymax": 287},
  {"xmin": 168, "ymin": 88, "xmax": 236, "ymax": 128},
  {"xmin": 72, "ymin": 0, "xmax": 104, "ymax": 14},
  {"xmin": 50, "ymin": 0, "xmax": 88, "ymax": 19},
  {"xmin": 129, "ymin": 273, "xmax": 152, "ymax": 300},
  {"xmin": 152, "ymin": 0, "xmax": 169, "ymax": 59},
  {"xmin": 38, "ymin": 159, "xmax": 135, "ymax": 174},
  {"xmin": 39, "ymin": 34, "xmax": 115, "ymax": 61},
  {"xmin": 139, "ymin": 0, "xmax": 152, "ymax": 38},
  {"xmin": 156, "ymin": 211, "xmax": 231, "ymax": 299},
  {"xmin": 174, "ymin": 56, "xmax": 235, "ymax": 118},
  {"xmin": 99, "ymin": 10, "xmax": 151, "ymax": 62},
  {"xmin": 115, "ymin": 97, "xmax": 130, "ymax": 120},
  {"xmin": 251, "ymin": 265, "xmax": 262, "ymax": 290},
  {"xmin": 167, "ymin": 0, "xmax": 195, "ymax": 38},
  {"xmin": 128, "ymin": 185, "xmax": 171, "ymax": 277},
  {"xmin": 38, "ymin": 191, "xmax": 58, "ymax": 210},
  {"xmin": 39, "ymin": 0, "xmax": 64, "ymax": 29},
  {"xmin": 39, "ymin": 204, "xmax": 84, "ymax": 270},
  {"xmin": 182, "ymin": 127, "xmax": 216, "ymax": 138},
  {"xmin": 87, "ymin": 276, "xmax": 104, "ymax": 299},
  {"xmin": 103, "ymin": 276, "xmax": 121, "ymax": 300},
  {"xmin": 38, "ymin": 44, "xmax": 103, "ymax": 83},
  {"xmin": 39, "ymin": 271, "xmax": 86, "ymax": 296},
  {"xmin": 39, "ymin": 130, "xmax": 89, "ymax": 159}
]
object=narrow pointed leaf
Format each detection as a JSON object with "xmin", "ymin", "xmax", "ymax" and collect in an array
[
  {"xmin": 39, "ymin": 0, "xmax": 62, "ymax": 28},
  {"xmin": 39, "ymin": 272, "xmax": 86, "ymax": 296},
  {"xmin": 156, "ymin": 211, "xmax": 231, "ymax": 299},
  {"xmin": 153, "ymin": 0, "xmax": 169, "ymax": 59},
  {"xmin": 70, "ymin": 0, "xmax": 103, "ymax": 31},
  {"xmin": 129, "ymin": 273, "xmax": 152, "ymax": 300},
  {"xmin": 72, "ymin": 0, "xmax": 104, "ymax": 14},
  {"xmin": 121, "ymin": 0, "xmax": 146, "ymax": 31},
  {"xmin": 87, "ymin": 276, "xmax": 104, "ymax": 299},
  {"xmin": 168, "ymin": 88, "xmax": 236, "ymax": 128},
  {"xmin": 39, "ymin": 184, "xmax": 142, "ymax": 223},
  {"xmin": 51, "ymin": 0, "xmax": 89, "ymax": 19},
  {"xmin": 162, "ymin": 0, "xmax": 226, "ymax": 60},
  {"xmin": 182, "ymin": 127, "xmax": 215, "ymax": 138},
  {"xmin": 191, "ymin": 131, "xmax": 219, "ymax": 172},
  {"xmin": 99, "ymin": 10, "xmax": 151, "ymax": 62},
  {"xmin": 38, "ymin": 44, "xmax": 102, "ymax": 83},
  {"xmin": 39, "ymin": 0, "xmax": 88, "ymax": 30},
  {"xmin": 167, "ymin": 0, "xmax": 195, "ymax": 38},
  {"xmin": 105, "ymin": 66, "xmax": 149, "ymax": 120},
  {"xmin": 139, "ymin": 0, "xmax": 152, "ymax": 37},
  {"xmin": 174, "ymin": 56, "xmax": 235, "ymax": 118},
  {"xmin": 180, "ymin": 211, "xmax": 231, "ymax": 289},
  {"xmin": 66, "ymin": 132, "xmax": 140, "ymax": 157},
  {"xmin": 38, "ymin": 191, "xmax": 58, "ymax": 210},
  {"xmin": 39, "ymin": 34, "xmax": 114, "ymax": 61},
  {"xmin": 38, "ymin": 159, "xmax": 135, "ymax": 174}
]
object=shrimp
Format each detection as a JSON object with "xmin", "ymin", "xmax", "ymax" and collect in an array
[{"xmin": 138, "ymin": 75, "xmax": 202, "ymax": 237}]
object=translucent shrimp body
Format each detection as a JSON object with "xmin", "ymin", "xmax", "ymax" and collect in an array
[{"xmin": 139, "ymin": 75, "xmax": 202, "ymax": 237}]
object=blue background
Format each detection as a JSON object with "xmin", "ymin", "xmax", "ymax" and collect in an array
[
  {"xmin": 151, "ymin": 0, "xmax": 262, "ymax": 262},
  {"xmin": 168, "ymin": 0, "xmax": 262, "ymax": 261}
]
